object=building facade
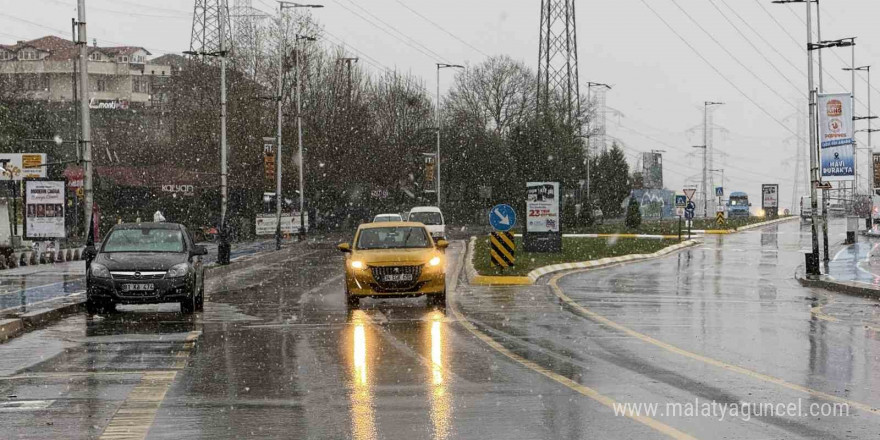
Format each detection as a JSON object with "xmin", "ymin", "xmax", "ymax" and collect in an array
[{"xmin": 0, "ymin": 36, "xmax": 171, "ymax": 108}]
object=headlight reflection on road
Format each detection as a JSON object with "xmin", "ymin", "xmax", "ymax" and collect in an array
[
  {"xmin": 428, "ymin": 311, "xmax": 451, "ymax": 440},
  {"xmin": 349, "ymin": 310, "xmax": 377, "ymax": 440}
]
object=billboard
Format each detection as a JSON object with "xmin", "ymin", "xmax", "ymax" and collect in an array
[
  {"xmin": 0, "ymin": 153, "xmax": 47, "ymax": 181},
  {"xmin": 24, "ymin": 180, "xmax": 66, "ymax": 239},
  {"xmin": 526, "ymin": 182, "xmax": 559, "ymax": 232},
  {"xmin": 255, "ymin": 213, "xmax": 308, "ymax": 236},
  {"xmin": 874, "ymin": 153, "xmax": 880, "ymax": 195},
  {"xmin": 263, "ymin": 137, "xmax": 275, "ymax": 183},
  {"xmin": 762, "ymin": 184, "xmax": 779, "ymax": 210},
  {"xmin": 818, "ymin": 93, "xmax": 855, "ymax": 181}
]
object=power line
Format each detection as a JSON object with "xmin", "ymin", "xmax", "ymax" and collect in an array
[
  {"xmin": 36, "ymin": 0, "xmax": 192, "ymax": 19},
  {"xmin": 664, "ymin": 0, "xmax": 800, "ymax": 112},
  {"xmin": 329, "ymin": 0, "xmax": 449, "ymax": 64},
  {"xmin": 637, "ymin": 0, "xmax": 804, "ymax": 143},
  {"xmin": 390, "ymin": 0, "xmax": 490, "ymax": 58},
  {"xmin": 715, "ymin": 0, "xmax": 804, "ymax": 81}
]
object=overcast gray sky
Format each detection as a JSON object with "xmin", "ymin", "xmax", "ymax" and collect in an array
[{"xmin": 3, "ymin": 0, "xmax": 880, "ymax": 211}]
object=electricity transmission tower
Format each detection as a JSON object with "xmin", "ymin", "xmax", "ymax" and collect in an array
[
  {"xmin": 190, "ymin": 0, "xmax": 233, "ymax": 62},
  {"xmin": 536, "ymin": 0, "xmax": 581, "ymax": 126}
]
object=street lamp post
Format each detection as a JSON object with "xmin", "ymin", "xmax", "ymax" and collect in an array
[
  {"xmin": 296, "ymin": 34, "xmax": 316, "ymax": 241},
  {"xmin": 773, "ymin": 0, "xmax": 854, "ymax": 273},
  {"xmin": 435, "ymin": 63, "xmax": 464, "ymax": 207},
  {"xmin": 276, "ymin": 2, "xmax": 322, "ymax": 246},
  {"xmin": 691, "ymin": 145, "xmax": 707, "ymax": 217},
  {"xmin": 845, "ymin": 65, "xmax": 875, "ymax": 196},
  {"xmin": 183, "ymin": 33, "xmax": 232, "ymax": 263},
  {"xmin": 704, "ymin": 101, "xmax": 723, "ymax": 217}
]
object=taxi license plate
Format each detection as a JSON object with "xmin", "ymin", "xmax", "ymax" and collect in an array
[
  {"xmin": 121, "ymin": 283, "xmax": 154, "ymax": 292},
  {"xmin": 383, "ymin": 274, "xmax": 412, "ymax": 282}
]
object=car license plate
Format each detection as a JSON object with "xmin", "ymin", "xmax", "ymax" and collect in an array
[
  {"xmin": 121, "ymin": 283, "xmax": 154, "ymax": 292},
  {"xmin": 383, "ymin": 274, "xmax": 412, "ymax": 282}
]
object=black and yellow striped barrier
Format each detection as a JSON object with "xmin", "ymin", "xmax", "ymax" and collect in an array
[{"xmin": 490, "ymin": 231, "xmax": 516, "ymax": 267}]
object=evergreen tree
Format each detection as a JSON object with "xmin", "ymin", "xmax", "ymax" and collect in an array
[{"xmin": 625, "ymin": 196, "xmax": 642, "ymax": 229}]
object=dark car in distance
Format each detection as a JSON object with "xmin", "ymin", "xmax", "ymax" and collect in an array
[{"xmin": 85, "ymin": 222, "xmax": 208, "ymax": 315}]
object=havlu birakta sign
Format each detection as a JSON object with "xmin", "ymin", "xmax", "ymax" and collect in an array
[
  {"xmin": 526, "ymin": 182, "xmax": 559, "ymax": 233},
  {"xmin": 24, "ymin": 181, "xmax": 66, "ymax": 239},
  {"xmin": 818, "ymin": 93, "xmax": 855, "ymax": 182}
]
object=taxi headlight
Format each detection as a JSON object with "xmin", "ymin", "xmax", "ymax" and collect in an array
[
  {"xmin": 166, "ymin": 263, "xmax": 190, "ymax": 278},
  {"xmin": 91, "ymin": 263, "xmax": 110, "ymax": 279},
  {"xmin": 429, "ymin": 256, "xmax": 441, "ymax": 267},
  {"xmin": 350, "ymin": 260, "xmax": 365, "ymax": 270}
]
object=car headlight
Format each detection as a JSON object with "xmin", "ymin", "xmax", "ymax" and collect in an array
[
  {"xmin": 91, "ymin": 263, "xmax": 110, "ymax": 278},
  {"xmin": 429, "ymin": 256, "xmax": 441, "ymax": 267},
  {"xmin": 350, "ymin": 260, "xmax": 365, "ymax": 270},
  {"xmin": 166, "ymin": 263, "xmax": 191, "ymax": 278}
]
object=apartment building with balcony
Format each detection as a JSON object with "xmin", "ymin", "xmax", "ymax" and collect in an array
[{"xmin": 0, "ymin": 36, "xmax": 172, "ymax": 108}]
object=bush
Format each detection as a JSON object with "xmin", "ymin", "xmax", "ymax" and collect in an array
[{"xmin": 625, "ymin": 197, "xmax": 642, "ymax": 229}]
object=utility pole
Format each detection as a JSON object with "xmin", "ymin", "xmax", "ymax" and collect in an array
[
  {"xmin": 435, "ymin": 63, "xmax": 464, "ymax": 207},
  {"xmin": 702, "ymin": 102, "xmax": 723, "ymax": 218},
  {"xmin": 275, "ymin": 2, "xmax": 322, "ymax": 245},
  {"xmin": 338, "ymin": 57, "xmax": 358, "ymax": 107},
  {"xmin": 296, "ymin": 34, "xmax": 316, "ymax": 241},
  {"xmin": 692, "ymin": 145, "xmax": 707, "ymax": 216},
  {"xmin": 76, "ymin": 0, "xmax": 93, "ymax": 243},
  {"xmin": 274, "ymin": 4, "xmax": 285, "ymax": 251}
]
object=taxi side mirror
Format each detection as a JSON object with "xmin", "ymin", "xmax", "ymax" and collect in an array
[
  {"xmin": 435, "ymin": 239, "xmax": 449, "ymax": 250},
  {"xmin": 337, "ymin": 243, "xmax": 352, "ymax": 253}
]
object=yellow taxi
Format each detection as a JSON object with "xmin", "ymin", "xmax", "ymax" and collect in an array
[{"xmin": 337, "ymin": 222, "xmax": 449, "ymax": 307}]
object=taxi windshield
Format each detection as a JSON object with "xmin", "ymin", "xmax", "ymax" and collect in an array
[{"xmin": 356, "ymin": 227, "xmax": 431, "ymax": 250}]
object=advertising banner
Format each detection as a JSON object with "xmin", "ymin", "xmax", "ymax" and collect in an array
[
  {"xmin": 818, "ymin": 93, "xmax": 855, "ymax": 181},
  {"xmin": 263, "ymin": 137, "xmax": 276, "ymax": 183},
  {"xmin": 423, "ymin": 153, "xmax": 436, "ymax": 191},
  {"xmin": 762, "ymin": 184, "xmax": 779, "ymax": 210},
  {"xmin": 526, "ymin": 182, "xmax": 559, "ymax": 233},
  {"xmin": 873, "ymin": 153, "xmax": 880, "ymax": 194},
  {"xmin": 0, "ymin": 153, "xmax": 47, "ymax": 181},
  {"xmin": 24, "ymin": 180, "xmax": 66, "ymax": 239},
  {"xmin": 255, "ymin": 213, "xmax": 308, "ymax": 236}
]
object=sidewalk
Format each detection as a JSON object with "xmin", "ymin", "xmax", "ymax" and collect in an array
[{"xmin": 796, "ymin": 239, "xmax": 880, "ymax": 299}]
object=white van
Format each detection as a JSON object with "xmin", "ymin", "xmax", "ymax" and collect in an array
[{"xmin": 407, "ymin": 206, "xmax": 445, "ymax": 239}]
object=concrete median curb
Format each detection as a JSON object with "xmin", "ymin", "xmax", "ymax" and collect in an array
[
  {"xmin": 466, "ymin": 236, "xmax": 701, "ymax": 286},
  {"xmin": 0, "ymin": 319, "xmax": 23, "ymax": 342},
  {"xmin": 795, "ymin": 267, "xmax": 880, "ymax": 300}
]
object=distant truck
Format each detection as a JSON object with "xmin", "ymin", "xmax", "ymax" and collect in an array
[{"xmin": 727, "ymin": 192, "xmax": 750, "ymax": 218}]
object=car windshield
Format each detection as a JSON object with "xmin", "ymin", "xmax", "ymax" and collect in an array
[
  {"xmin": 373, "ymin": 215, "xmax": 400, "ymax": 222},
  {"xmin": 102, "ymin": 228, "xmax": 185, "ymax": 253},
  {"xmin": 408, "ymin": 212, "xmax": 442, "ymax": 225},
  {"xmin": 730, "ymin": 197, "xmax": 747, "ymax": 206},
  {"xmin": 356, "ymin": 227, "xmax": 431, "ymax": 250}
]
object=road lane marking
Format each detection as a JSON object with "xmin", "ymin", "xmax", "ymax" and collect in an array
[
  {"xmin": 448, "ymin": 242, "xmax": 697, "ymax": 440},
  {"xmin": 98, "ymin": 330, "xmax": 201, "ymax": 440},
  {"xmin": 549, "ymin": 271, "xmax": 880, "ymax": 417}
]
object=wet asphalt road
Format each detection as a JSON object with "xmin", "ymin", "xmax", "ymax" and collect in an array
[{"xmin": 1, "ymin": 220, "xmax": 880, "ymax": 439}]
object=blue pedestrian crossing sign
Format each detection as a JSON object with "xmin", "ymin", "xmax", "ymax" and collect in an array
[
  {"xmin": 716, "ymin": 186, "xmax": 724, "ymax": 197},
  {"xmin": 675, "ymin": 195, "xmax": 687, "ymax": 208},
  {"xmin": 489, "ymin": 204, "xmax": 517, "ymax": 232}
]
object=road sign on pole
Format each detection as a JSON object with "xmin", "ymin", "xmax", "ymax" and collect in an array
[
  {"xmin": 683, "ymin": 187, "xmax": 697, "ymax": 201},
  {"xmin": 716, "ymin": 211, "xmax": 726, "ymax": 226},
  {"xmin": 715, "ymin": 186, "xmax": 724, "ymax": 197},
  {"xmin": 490, "ymin": 232, "xmax": 516, "ymax": 267},
  {"xmin": 675, "ymin": 195, "xmax": 687, "ymax": 208},
  {"xmin": 489, "ymin": 204, "xmax": 516, "ymax": 232}
]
